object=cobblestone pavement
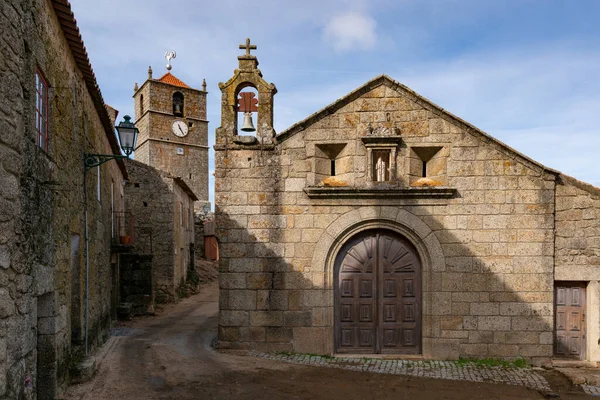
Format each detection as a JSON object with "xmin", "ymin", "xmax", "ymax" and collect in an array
[
  {"xmin": 582, "ymin": 384, "xmax": 600, "ymax": 396},
  {"xmin": 250, "ymin": 352, "xmax": 551, "ymax": 393}
]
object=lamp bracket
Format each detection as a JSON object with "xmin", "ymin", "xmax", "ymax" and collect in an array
[{"xmin": 84, "ymin": 153, "xmax": 129, "ymax": 172}]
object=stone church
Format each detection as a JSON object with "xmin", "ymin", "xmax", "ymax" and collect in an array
[{"xmin": 215, "ymin": 40, "xmax": 600, "ymax": 366}]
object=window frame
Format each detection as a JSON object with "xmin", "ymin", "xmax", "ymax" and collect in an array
[{"xmin": 35, "ymin": 68, "xmax": 49, "ymax": 152}]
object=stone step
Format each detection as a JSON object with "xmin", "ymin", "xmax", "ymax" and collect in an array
[
  {"xmin": 552, "ymin": 359, "xmax": 598, "ymax": 368},
  {"xmin": 117, "ymin": 302, "xmax": 133, "ymax": 320},
  {"xmin": 71, "ymin": 356, "xmax": 97, "ymax": 384}
]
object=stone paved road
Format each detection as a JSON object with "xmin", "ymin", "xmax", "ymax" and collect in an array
[
  {"xmin": 250, "ymin": 352, "xmax": 552, "ymax": 392},
  {"xmin": 67, "ymin": 282, "xmax": 587, "ymax": 400},
  {"xmin": 582, "ymin": 385, "xmax": 600, "ymax": 396}
]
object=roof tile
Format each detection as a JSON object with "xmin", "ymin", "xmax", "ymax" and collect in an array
[{"xmin": 156, "ymin": 72, "xmax": 191, "ymax": 88}]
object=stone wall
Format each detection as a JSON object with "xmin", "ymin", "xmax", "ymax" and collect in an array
[
  {"xmin": 170, "ymin": 179, "xmax": 195, "ymax": 291},
  {"xmin": 124, "ymin": 159, "xmax": 194, "ymax": 303},
  {"xmin": 555, "ymin": 175, "xmax": 600, "ymax": 279},
  {"xmin": 216, "ymin": 76, "xmax": 557, "ymax": 365},
  {"xmin": 0, "ymin": 0, "xmax": 125, "ymax": 398},
  {"xmin": 555, "ymin": 174, "xmax": 600, "ymax": 361},
  {"xmin": 119, "ymin": 254, "xmax": 153, "ymax": 315}
]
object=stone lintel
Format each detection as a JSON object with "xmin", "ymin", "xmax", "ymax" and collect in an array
[
  {"xmin": 361, "ymin": 136, "xmax": 403, "ymax": 146},
  {"xmin": 214, "ymin": 143, "xmax": 277, "ymax": 151},
  {"xmin": 234, "ymin": 135, "xmax": 259, "ymax": 145},
  {"xmin": 304, "ymin": 186, "xmax": 457, "ymax": 199}
]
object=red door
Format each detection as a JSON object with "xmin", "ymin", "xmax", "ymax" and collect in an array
[
  {"xmin": 335, "ymin": 230, "xmax": 421, "ymax": 354},
  {"xmin": 555, "ymin": 283, "xmax": 586, "ymax": 359}
]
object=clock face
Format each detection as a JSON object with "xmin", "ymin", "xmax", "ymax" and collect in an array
[{"xmin": 172, "ymin": 120, "xmax": 188, "ymax": 137}]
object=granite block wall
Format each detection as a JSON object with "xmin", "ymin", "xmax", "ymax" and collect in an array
[
  {"xmin": 216, "ymin": 75, "xmax": 559, "ymax": 365},
  {"xmin": 0, "ymin": 1, "xmax": 125, "ymax": 397}
]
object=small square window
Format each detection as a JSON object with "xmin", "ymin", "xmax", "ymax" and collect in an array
[{"xmin": 35, "ymin": 69, "xmax": 49, "ymax": 152}]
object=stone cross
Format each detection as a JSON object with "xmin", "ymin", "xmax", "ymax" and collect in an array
[{"xmin": 239, "ymin": 38, "xmax": 257, "ymax": 56}]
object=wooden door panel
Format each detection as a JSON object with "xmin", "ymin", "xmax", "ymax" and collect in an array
[
  {"xmin": 554, "ymin": 283, "xmax": 586, "ymax": 359},
  {"xmin": 336, "ymin": 231, "xmax": 421, "ymax": 354},
  {"xmin": 336, "ymin": 236, "xmax": 377, "ymax": 353}
]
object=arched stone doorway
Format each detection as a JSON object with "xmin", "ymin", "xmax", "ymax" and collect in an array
[{"xmin": 334, "ymin": 229, "xmax": 422, "ymax": 354}]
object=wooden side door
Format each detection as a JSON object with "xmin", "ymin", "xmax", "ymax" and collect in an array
[{"xmin": 555, "ymin": 282, "xmax": 586, "ymax": 359}]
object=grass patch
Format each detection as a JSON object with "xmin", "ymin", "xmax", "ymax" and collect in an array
[{"xmin": 455, "ymin": 357, "xmax": 529, "ymax": 368}]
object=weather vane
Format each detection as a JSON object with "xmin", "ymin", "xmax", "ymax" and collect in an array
[{"xmin": 165, "ymin": 50, "xmax": 176, "ymax": 71}]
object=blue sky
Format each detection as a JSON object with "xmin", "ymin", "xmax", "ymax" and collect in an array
[{"xmin": 71, "ymin": 0, "xmax": 600, "ymax": 204}]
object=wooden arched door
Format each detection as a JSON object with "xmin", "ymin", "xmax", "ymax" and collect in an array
[{"xmin": 335, "ymin": 230, "xmax": 421, "ymax": 354}]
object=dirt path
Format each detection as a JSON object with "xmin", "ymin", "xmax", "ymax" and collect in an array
[{"xmin": 66, "ymin": 283, "xmax": 588, "ymax": 400}]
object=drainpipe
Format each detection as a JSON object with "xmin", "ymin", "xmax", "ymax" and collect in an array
[{"xmin": 83, "ymin": 156, "xmax": 89, "ymax": 356}]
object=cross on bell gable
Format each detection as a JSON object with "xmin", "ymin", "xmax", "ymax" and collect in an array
[
  {"xmin": 239, "ymin": 38, "xmax": 257, "ymax": 56},
  {"xmin": 237, "ymin": 92, "xmax": 258, "ymax": 113}
]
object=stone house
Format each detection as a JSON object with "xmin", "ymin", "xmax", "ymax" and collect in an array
[
  {"xmin": 1, "ymin": 0, "xmax": 128, "ymax": 398},
  {"xmin": 215, "ymin": 42, "xmax": 600, "ymax": 366},
  {"xmin": 124, "ymin": 159, "xmax": 197, "ymax": 304}
]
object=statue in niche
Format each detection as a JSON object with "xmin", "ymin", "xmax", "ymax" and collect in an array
[{"xmin": 376, "ymin": 155, "xmax": 387, "ymax": 182}]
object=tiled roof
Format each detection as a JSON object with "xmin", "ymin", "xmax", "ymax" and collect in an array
[
  {"xmin": 156, "ymin": 72, "xmax": 191, "ymax": 88},
  {"xmin": 50, "ymin": 0, "xmax": 127, "ymax": 178}
]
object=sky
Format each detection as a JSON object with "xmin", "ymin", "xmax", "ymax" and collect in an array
[{"xmin": 70, "ymin": 0, "xmax": 600, "ymax": 205}]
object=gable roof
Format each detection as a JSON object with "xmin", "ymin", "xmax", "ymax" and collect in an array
[
  {"xmin": 276, "ymin": 74, "xmax": 560, "ymax": 176},
  {"xmin": 156, "ymin": 72, "xmax": 191, "ymax": 88},
  {"xmin": 51, "ymin": 0, "xmax": 127, "ymax": 178}
]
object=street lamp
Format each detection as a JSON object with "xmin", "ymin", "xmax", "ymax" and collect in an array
[
  {"xmin": 84, "ymin": 115, "xmax": 138, "ymax": 170},
  {"xmin": 82, "ymin": 115, "xmax": 138, "ymax": 356}
]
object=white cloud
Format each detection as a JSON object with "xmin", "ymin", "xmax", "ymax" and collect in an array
[{"xmin": 323, "ymin": 12, "xmax": 377, "ymax": 53}]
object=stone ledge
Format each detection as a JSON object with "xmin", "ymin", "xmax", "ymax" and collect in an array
[
  {"xmin": 214, "ymin": 143, "xmax": 277, "ymax": 151},
  {"xmin": 304, "ymin": 186, "xmax": 457, "ymax": 199}
]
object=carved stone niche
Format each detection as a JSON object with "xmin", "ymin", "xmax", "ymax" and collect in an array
[{"xmin": 361, "ymin": 124, "xmax": 403, "ymax": 183}]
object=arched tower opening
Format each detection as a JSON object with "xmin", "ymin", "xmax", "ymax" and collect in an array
[
  {"xmin": 172, "ymin": 91, "xmax": 184, "ymax": 117},
  {"xmin": 236, "ymin": 84, "xmax": 258, "ymax": 135}
]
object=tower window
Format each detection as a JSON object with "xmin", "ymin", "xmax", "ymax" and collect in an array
[
  {"xmin": 173, "ymin": 92, "xmax": 184, "ymax": 116},
  {"xmin": 139, "ymin": 94, "xmax": 144, "ymax": 116},
  {"xmin": 422, "ymin": 160, "xmax": 427, "ymax": 177},
  {"xmin": 330, "ymin": 159, "xmax": 336, "ymax": 176}
]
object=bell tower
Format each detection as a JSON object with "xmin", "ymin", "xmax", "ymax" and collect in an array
[
  {"xmin": 216, "ymin": 38, "xmax": 277, "ymax": 146},
  {"xmin": 133, "ymin": 52, "xmax": 209, "ymax": 209}
]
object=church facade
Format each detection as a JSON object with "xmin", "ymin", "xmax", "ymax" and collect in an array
[{"xmin": 215, "ymin": 41, "xmax": 600, "ymax": 365}]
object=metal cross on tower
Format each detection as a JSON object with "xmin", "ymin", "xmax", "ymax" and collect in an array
[{"xmin": 239, "ymin": 38, "xmax": 257, "ymax": 56}]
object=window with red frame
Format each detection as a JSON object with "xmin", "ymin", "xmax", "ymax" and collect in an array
[{"xmin": 35, "ymin": 69, "xmax": 49, "ymax": 152}]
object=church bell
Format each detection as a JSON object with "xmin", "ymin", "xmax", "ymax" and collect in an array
[{"xmin": 240, "ymin": 112, "xmax": 256, "ymax": 132}]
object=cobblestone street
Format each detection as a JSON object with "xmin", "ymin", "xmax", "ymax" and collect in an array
[{"xmin": 251, "ymin": 352, "xmax": 551, "ymax": 392}]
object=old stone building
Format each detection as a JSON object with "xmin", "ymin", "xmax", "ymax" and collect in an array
[
  {"xmin": 133, "ymin": 65, "xmax": 209, "ymax": 212},
  {"xmin": 1, "ymin": 0, "xmax": 128, "ymax": 398},
  {"xmin": 215, "ymin": 41, "xmax": 600, "ymax": 366},
  {"xmin": 124, "ymin": 159, "xmax": 197, "ymax": 304}
]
